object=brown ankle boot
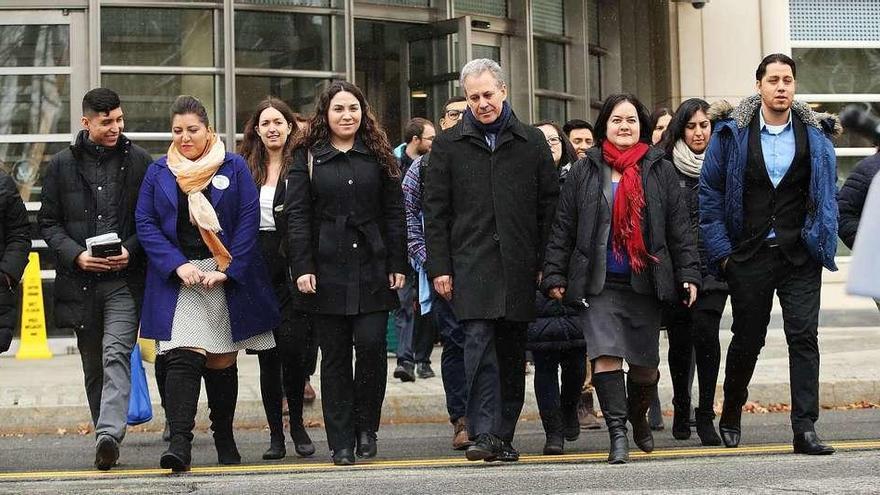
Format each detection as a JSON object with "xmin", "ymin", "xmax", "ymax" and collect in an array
[
  {"xmin": 578, "ymin": 391, "xmax": 603, "ymax": 430},
  {"xmin": 452, "ymin": 417, "xmax": 473, "ymax": 450}
]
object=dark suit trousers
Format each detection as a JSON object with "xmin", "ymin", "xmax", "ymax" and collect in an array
[
  {"xmin": 462, "ymin": 319, "xmax": 527, "ymax": 441},
  {"xmin": 314, "ymin": 311, "xmax": 388, "ymax": 452},
  {"xmin": 724, "ymin": 244, "xmax": 822, "ymax": 434}
]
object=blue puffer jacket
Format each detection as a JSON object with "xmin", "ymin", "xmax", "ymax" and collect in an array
[{"xmin": 699, "ymin": 95, "xmax": 840, "ymax": 273}]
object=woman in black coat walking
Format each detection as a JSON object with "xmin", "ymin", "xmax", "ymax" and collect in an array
[
  {"xmin": 660, "ymin": 98, "xmax": 728, "ymax": 445},
  {"xmin": 542, "ymin": 94, "xmax": 701, "ymax": 464},
  {"xmin": 239, "ymin": 97, "xmax": 315, "ymax": 460},
  {"xmin": 0, "ymin": 171, "xmax": 30, "ymax": 354},
  {"xmin": 285, "ymin": 81, "xmax": 407, "ymax": 466}
]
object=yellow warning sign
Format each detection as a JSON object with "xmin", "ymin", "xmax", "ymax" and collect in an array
[{"xmin": 16, "ymin": 252, "xmax": 52, "ymax": 360}]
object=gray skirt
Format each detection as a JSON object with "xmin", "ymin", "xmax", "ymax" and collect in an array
[
  {"xmin": 158, "ymin": 258, "xmax": 275, "ymax": 355},
  {"xmin": 576, "ymin": 287, "xmax": 662, "ymax": 368}
]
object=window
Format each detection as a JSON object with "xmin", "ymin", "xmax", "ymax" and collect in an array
[
  {"xmin": 532, "ymin": 0, "xmax": 569, "ymax": 123},
  {"xmin": 456, "ymin": 0, "xmax": 507, "ymax": 18},
  {"xmin": 587, "ymin": 0, "xmax": 605, "ymax": 117},
  {"xmin": 235, "ymin": 11, "xmax": 333, "ymax": 71}
]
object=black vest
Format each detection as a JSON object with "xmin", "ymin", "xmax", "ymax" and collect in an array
[{"xmin": 734, "ymin": 112, "xmax": 811, "ymax": 265}]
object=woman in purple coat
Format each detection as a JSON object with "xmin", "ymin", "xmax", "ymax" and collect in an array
[{"xmin": 136, "ymin": 95, "xmax": 280, "ymax": 472}]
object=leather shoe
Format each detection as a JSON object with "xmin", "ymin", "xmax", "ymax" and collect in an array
[
  {"xmin": 332, "ymin": 448, "xmax": 355, "ymax": 466},
  {"xmin": 94, "ymin": 435, "xmax": 119, "ymax": 471},
  {"xmin": 262, "ymin": 435, "xmax": 286, "ymax": 460},
  {"xmin": 393, "ymin": 362, "xmax": 416, "ymax": 382},
  {"xmin": 719, "ymin": 424, "xmax": 741, "ymax": 448},
  {"xmin": 356, "ymin": 431, "xmax": 377, "ymax": 458},
  {"xmin": 416, "ymin": 362, "xmax": 435, "ymax": 379},
  {"xmin": 465, "ymin": 433, "xmax": 501, "ymax": 461},
  {"xmin": 452, "ymin": 417, "xmax": 473, "ymax": 450},
  {"xmin": 497, "ymin": 441, "xmax": 520, "ymax": 462},
  {"xmin": 793, "ymin": 431, "xmax": 835, "ymax": 455}
]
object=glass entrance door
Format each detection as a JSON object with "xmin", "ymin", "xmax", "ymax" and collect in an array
[
  {"xmin": 402, "ymin": 17, "xmax": 472, "ymax": 124},
  {"xmin": 0, "ymin": 10, "xmax": 88, "ymax": 203}
]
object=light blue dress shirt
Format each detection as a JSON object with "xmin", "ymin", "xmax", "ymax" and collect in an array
[{"xmin": 759, "ymin": 109, "xmax": 796, "ymax": 239}]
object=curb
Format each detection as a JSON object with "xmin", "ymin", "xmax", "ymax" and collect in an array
[{"xmin": 2, "ymin": 380, "xmax": 877, "ymax": 435}]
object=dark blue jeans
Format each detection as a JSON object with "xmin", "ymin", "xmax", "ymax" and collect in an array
[
  {"xmin": 432, "ymin": 295, "xmax": 466, "ymax": 422},
  {"xmin": 532, "ymin": 347, "xmax": 587, "ymax": 414}
]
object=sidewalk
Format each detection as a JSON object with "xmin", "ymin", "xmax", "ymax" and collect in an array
[{"xmin": 1, "ymin": 260, "xmax": 877, "ymax": 434}]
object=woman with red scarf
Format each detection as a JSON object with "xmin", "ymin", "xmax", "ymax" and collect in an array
[{"xmin": 541, "ymin": 94, "xmax": 701, "ymax": 464}]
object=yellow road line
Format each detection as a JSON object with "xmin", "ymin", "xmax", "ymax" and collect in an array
[{"xmin": 1, "ymin": 439, "xmax": 878, "ymax": 482}]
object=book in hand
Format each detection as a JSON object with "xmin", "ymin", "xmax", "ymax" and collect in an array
[{"xmin": 86, "ymin": 233, "xmax": 123, "ymax": 258}]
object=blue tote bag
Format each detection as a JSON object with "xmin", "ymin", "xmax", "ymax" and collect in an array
[{"xmin": 127, "ymin": 342, "xmax": 154, "ymax": 426}]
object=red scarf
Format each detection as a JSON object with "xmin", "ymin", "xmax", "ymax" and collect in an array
[{"xmin": 602, "ymin": 140, "xmax": 657, "ymax": 273}]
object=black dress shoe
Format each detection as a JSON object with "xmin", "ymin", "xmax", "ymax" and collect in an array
[
  {"xmin": 416, "ymin": 362, "xmax": 436, "ymax": 379},
  {"xmin": 465, "ymin": 433, "xmax": 501, "ymax": 461},
  {"xmin": 292, "ymin": 425, "xmax": 316, "ymax": 457},
  {"xmin": 393, "ymin": 362, "xmax": 416, "ymax": 382},
  {"xmin": 496, "ymin": 441, "xmax": 520, "ymax": 462},
  {"xmin": 719, "ymin": 424, "xmax": 741, "ymax": 448},
  {"xmin": 262, "ymin": 436, "xmax": 286, "ymax": 460},
  {"xmin": 332, "ymin": 448, "xmax": 356, "ymax": 466},
  {"xmin": 793, "ymin": 432, "xmax": 835, "ymax": 455},
  {"xmin": 356, "ymin": 431, "xmax": 377, "ymax": 458},
  {"xmin": 94, "ymin": 435, "xmax": 119, "ymax": 471}
]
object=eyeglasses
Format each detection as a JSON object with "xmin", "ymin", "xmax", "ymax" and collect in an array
[
  {"xmin": 445, "ymin": 109, "xmax": 463, "ymax": 119},
  {"xmin": 546, "ymin": 136, "xmax": 562, "ymax": 145}
]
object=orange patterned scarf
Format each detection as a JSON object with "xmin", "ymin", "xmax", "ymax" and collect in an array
[{"xmin": 166, "ymin": 133, "xmax": 232, "ymax": 271}]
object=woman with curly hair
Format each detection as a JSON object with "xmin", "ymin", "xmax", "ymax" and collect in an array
[
  {"xmin": 285, "ymin": 80, "xmax": 407, "ymax": 465},
  {"xmin": 239, "ymin": 97, "xmax": 316, "ymax": 460}
]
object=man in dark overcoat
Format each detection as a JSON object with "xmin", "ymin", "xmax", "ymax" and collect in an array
[{"xmin": 423, "ymin": 58, "xmax": 559, "ymax": 462}]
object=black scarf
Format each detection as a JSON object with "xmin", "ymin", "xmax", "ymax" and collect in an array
[{"xmin": 464, "ymin": 101, "xmax": 512, "ymax": 147}]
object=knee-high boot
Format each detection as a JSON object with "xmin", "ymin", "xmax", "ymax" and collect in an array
[
  {"xmin": 160, "ymin": 349, "xmax": 206, "ymax": 472},
  {"xmin": 204, "ymin": 363, "xmax": 242, "ymax": 465},
  {"xmin": 627, "ymin": 372, "xmax": 659, "ymax": 453},
  {"xmin": 155, "ymin": 353, "xmax": 171, "ymax": 442},
  {"xmin": 592, "ymin": 370, "xmax": 629, "ymax": 465}
]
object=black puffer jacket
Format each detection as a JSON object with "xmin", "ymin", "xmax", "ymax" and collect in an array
[
  {"xmin": 526, "ymin": 290, "xmax": 585, "ymax": 352},
  {"xmin": 671, "ymin": 167, "xmax": 727, "ymax": 294},
  {"xmin": 838, "ymin": 152, "xmax": 880, "ymax": 249},
  {"xmin": 0, "ymin": 171, "xmax": 31, "ymax": 353},
  {"xmin": 542, "ymin": 146, "xmax": 700, "ymax": 305},
  {"xmin": 38, "ymin": 131, "xmax": 151, "ymax": 331}
]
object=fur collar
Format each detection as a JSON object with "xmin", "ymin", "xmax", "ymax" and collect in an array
[{"xmin": 709, "ymin": 94, "xmax": 842, "ymax": 137}]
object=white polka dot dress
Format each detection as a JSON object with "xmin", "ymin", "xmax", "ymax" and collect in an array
[{"xmin": 158, "ymin": 258, "xmax": 276, "ymax": 354}]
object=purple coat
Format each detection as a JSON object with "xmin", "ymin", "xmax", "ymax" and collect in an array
[{"xmin": 135, "ymin": 152, "xmax": 280, "ymax": 342}]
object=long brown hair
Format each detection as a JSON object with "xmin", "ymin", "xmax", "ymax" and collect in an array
[
  {"xmin": 238, "ymin": 97, "xmax": 298, "ymax": 186},
  {"xmin": 303, "ymin": 80, "xmax": 400, "ymax": 178}
]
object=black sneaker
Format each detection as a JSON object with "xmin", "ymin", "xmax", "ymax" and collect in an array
[
  {"xmin": 465, "ymin": 433, "xmax": 501, "ymax": 462},
  {"xmin": 393, "ymin": 362, "xmax": 416, "ymax": 382},
  {"xmin": 94, "ymin": 435, "xmax": 119, "ymax": 471},
  {"xmin": 416, "ymin": 362, "xmax": 435, "ymax": 379},
  {"xmin": 497, "ymin": 441, "xmax": 520, "ymax": 462}
]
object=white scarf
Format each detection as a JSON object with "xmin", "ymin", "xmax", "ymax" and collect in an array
[{"xmin": 672, "ymin": 139, "xmax": 704, "ymax": 178}]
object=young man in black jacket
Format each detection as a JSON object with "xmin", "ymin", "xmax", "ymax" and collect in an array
[
  {"xmin": 38, "ymin": 88, "xmax": 152, "ymax": 470},
  {"xmin": 0, "ymin": 170, "xmax": 31, "ymax": 354}
]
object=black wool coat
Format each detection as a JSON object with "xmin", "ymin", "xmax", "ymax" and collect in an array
[
  {"xmin": 838, "ymin": 152, "xmax": 880, "ymax": 249},
  {"xmin": 541, "ymin": 146, "xmax": 701, "ymax": 305},
  {"xmin": 423, "ymin": 112, "xmax": 559, "ymax": 322},
  {"xmin": 285, "ymin": 140, "xmax": 407, "ymax": 315},
  {"xmin": 38, "ymin": 131, "xmax": 151, "ymax": 331},
  {"xmin": 0, "ymin": 171, "xmax": 31, "ymax": 351}
]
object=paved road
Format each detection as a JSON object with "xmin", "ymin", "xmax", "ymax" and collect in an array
[{"xmin": 1, "ymin": 409, "xmax": 878, "ymax": 493}]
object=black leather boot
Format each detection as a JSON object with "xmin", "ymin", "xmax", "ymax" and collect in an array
[
  {"xmin": 155, "ymin": 354, "xmax": 171, "ymax": 442},
  {"xmin": 160, "ymin": 349, "xmax": 206, "ymax": 472},
  {"xmin": 672, "ymin": 397, "xmax": 692, "ymax": 440},
  {"xmin": 204, "ymin": 364, "xmax": 242, "ymax": 465},
  {"xmin": 719, "ymin": 398, "xmax": 744, "ymax": 448},
  {"xmin": 561, "ymin": 402, "xmax": 580, "ymax": 442},
  {"xmin": 593, "ymin": 370, "xmax": 629, "ymax": 465},
  {"xmin": 695, "ymin": 408, "xmax": 722, "ymax": 446},
  {"xmin": 291, "ymin": 422, "xmax": 316, "ymax": 457},
  {"xmin": 627, "ymin": 372, "xmax": 659, "ymax": 453},
  {"xmin": 539, "ymin": 409, "xmax": 565, "ymax": 455}
]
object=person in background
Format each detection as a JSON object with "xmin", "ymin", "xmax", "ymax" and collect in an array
[
  {"xmin": 39, "ymin": 88, "xmax": 152, "ymax": 470},
  {"xmin": 650, "ymin": 108, "xmax": 674, "ymax": 146},
  {"xmin": 534, "ymin": 120, "xmax": 578, "ymax": 182},
  {"xmin": 661, "ymin": 98, "xmax": 728, "ymax": 446},
  {"xmin": 563, "ymin": 119, "xmax": 595, "ymax": 160},
  {"xmin": 838, "ymin": 143, "xmax": 880, "ymax": 311},
  {"xmin": 239, "ymin": 97, "xmax": 316, "ymax": 460},
  {"xmin": 701, "ymin": 54, "xmax": 840, "ymax": 455},
  {"xmin": 0, "ymin": 169, "xmax": 31, "ymax": 355},
  {"xmin": 440, "ymin": 96, "xmax": 468, "ymax": 130},
  {"xmin": 136, "ymin": 95, "xmax": 279, "ymax": 472},
  {"xmin": 542, "ymin": 93, "xmax": 700, "ymax": 464},
  {"xmin": 423, "ymin": 58, "xmax": 559, "ymax": 463},
  {"xmin": 286, "ymin": 81, "xmax": 406, "ymax": 466},
  {"xmin": 393, "ymin": 117, "xmax": 437, "ymax": 382}
]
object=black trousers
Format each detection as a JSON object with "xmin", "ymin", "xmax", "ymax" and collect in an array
[
  {"xmin": 725, "ymin": 244, "xmax": 822, "ymax": 434},
  {"xmin": 257, "ymin": 311, "xmax": 311, "ymax": 434},
  {"xmin": 532, "ymin": 347, "xmax": 587, "ymax": 414},
  {"xmin": 665, "ymin": 291, "xmax": 727, "ymax": 413},
  {"xmin": 314, "ymin": 311, "xmax": 388, "ymax": 452},
  {"xmin": 462, "ymin": 319, "xmax": 527, "ymax": 441}
]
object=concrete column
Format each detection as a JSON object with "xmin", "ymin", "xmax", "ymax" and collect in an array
[{"xmin": 759, "ymin": 0, "xmax": 791, "ymax": 56}]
